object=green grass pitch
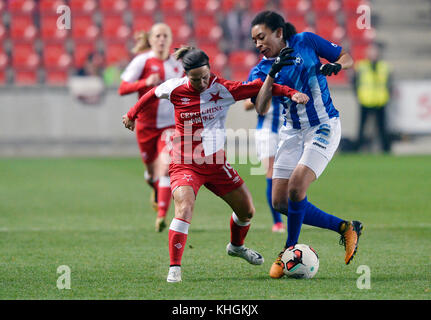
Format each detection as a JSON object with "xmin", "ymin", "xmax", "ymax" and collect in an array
[{"xmin": 0, "ymin": 154, "xmax": 430, "ymax": 300}]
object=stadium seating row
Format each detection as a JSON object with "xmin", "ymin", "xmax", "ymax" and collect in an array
[
  {"xmin": 2, "ymin": 0, "xmax": 370, "ymax": 15},
  {"xmin": 0, "ymin": 0, "xmax": 373, "ymax": 86}
]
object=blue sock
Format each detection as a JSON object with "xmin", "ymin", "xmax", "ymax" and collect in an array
[
  {"xmin": 303, "ymin": 201, "xmax": 344, "ymax": 233},
  {"xmin": 266, "ymin": 178, "xmax": 283, "ymax": 224},
  {"xmin": 285, "ymin": 197, "xmax": 308, "ymax": 248}
]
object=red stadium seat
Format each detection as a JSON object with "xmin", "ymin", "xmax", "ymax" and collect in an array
[
  {"xmin": 220, "ymin": 0, "xmax": 237, "ymax": 13},
  {"xmin": 130, "ymin": 0, "xmax": 158, "ymax": 14},
  {"xmin": 350, "ymin": 43, "xmax": 370, "ymax": 61},
  {"xmin": 11, "ymin": 42, "xmax": 40, "ymax": 69},
  {"xmin": 230, "ymin": 67, "xmax": 252, "ymax": 82},
  {"xmin": 196, "ymin": 42, "xmax": 227, "ymax": 75},
  {"xmin": 71, "ymin": 15, "xmax": 99, "ymax": 40},
  {"xmin": 229, "ymin": 50, "xmax": 258, "ymax": 69},
  {"xmin": 14, "ymin": 69, "xmax": 39, "ymax": 85},
  {"xmin": 0, "ymin": 48, "xmax": 8, "ymax": 69},
  {"xmin": 0, "ymin": 23, "xmax": 6, "ymax": 41},
  {"xmin": 250, "ymin": 0, "xmax": 270, "ymax": 12},
  {"xmin": 326, "ymin": 69, "xmax": 349, "ymax": 86},
  {"xmin": 104, "ymin": 42, "xmax": 130, "ymax": 65},
  {"xmin": 159, "ymin": 0, "xmax": 188, "ymax": 13},
  {"xmin": 42, "ymin": 43, "xmax": 72, "ymax": 69},
  {"xmin": 314, "ymin": 14, "xmax": 345, "ymax": 42},
  {"xmin": 99, "ymin": 0, "xmax": 129, "ymax": 13},
  {"xmin": 40, "ymin": 14, "xmax": 69, "ymax": 40},
  {"xmin": 191, "ymin": 0, "xmax": 220, "ymax": 13},
  {"xmin": 73, "ymin": 41, "xmax": 97, "ymax": 68},
  {"xmin": 341, "ymin": 0, "xmax": 370, "ymax": 14},
  {"xmin": 69, "ymin": 0, "xmax": 98, "ymax": 14},
  {"xmin": 45, "ymin": 69, "xmax": 69, "ymax": 85},
  {"xmin": 39, "ymin": 0, "xmax": 67, "ymax": 14},
  {"xmin": 8, "ymin": 0, "xmax": 36, "ymax": 13},
  {"xmin": 285, "ymin": 15, "xmax": 312, "ymax": 33},
  {"xmin": 131, "ymin": 14, "xmax": 155, "ymax": 33},
  {"xmin": 9, "ymin": 15, "xmax": 38, "ymax": 40},
  {"xmin": 0, "ymin": 70, "xmax": 6, "ymax": 84},
  {"xmin": 311, "ymin": 0, "xmax": 340, "ymax": 13},
  {"xmin": 161, "ymin": 14, "xmax": 192, "ymax": 43},
  {"xmin": 279, "ymin": 0, "xmax": 311, "ymax": 15},
  {"xmin": 193, "ymin": 15, "xmax": 223, "ymax": 42},
  {"xmin": 102, "ymin": 14, "xmax": 131, "ymax": 40},
  {"xmin": 345, "ymin": 16, "xmax": 375, "ymax": 42}
]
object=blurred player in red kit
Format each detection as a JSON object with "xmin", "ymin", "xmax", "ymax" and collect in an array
[
  {"xmin": 118, "ymin": 23, "xmax": 184, "ymax": 232},
  {"xmin": 122, "ymin": 46, "xmax": 309, "ymax": 282}
]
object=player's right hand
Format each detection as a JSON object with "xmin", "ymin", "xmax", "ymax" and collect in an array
[
  {"xmin": 268, "ymin": 47, "xmax": 295, "ymax": 78},
  {"xmin": 145, "ymin": 73, "xmax": 162, "ymax": 86},
  {"xmin": 291, "ymin": 92, "xmax": 309, "ymax": 104},
  {"xmin": 122, "ymin": 114, "xmax": 135, "ymax": 131}
]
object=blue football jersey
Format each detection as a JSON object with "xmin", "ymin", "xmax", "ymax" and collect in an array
[
  {"xmin": 247, "ymin": 70, "xmax": 284, "ymax": 134},
  {"xmin": 248, "ymin": 32, "xmax": 342, "ymax": 130}
]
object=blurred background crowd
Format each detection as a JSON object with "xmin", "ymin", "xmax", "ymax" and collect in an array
[{"xmin": 1, "ymin": 0, "xmax": 431, "ymax": 156}]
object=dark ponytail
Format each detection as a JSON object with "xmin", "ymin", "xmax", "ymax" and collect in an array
[
  {"xmin": 174, "ymin": 46, "xmax": 210, "ymax": 72},
  {"xmin": 251, "ymin": 11, "xmax": 297, "ymax": 41},
  {"xmin": 284, "ymin": 22, "xmax": 297, "ymax": 40}
]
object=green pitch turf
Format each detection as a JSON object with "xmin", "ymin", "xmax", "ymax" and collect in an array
[{"xmin": 0, "ymin": 154, "xmax": 430, "ymax": 300}]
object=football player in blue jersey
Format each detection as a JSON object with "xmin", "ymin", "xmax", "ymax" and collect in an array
[{"xmin": 249, "ymin": 11, "xmax": 363, "ymax": 278}]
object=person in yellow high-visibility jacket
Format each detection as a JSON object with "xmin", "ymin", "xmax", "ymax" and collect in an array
[{"xmin": 353, "ymin": 42, "xmax": 392, "ymax": 152}]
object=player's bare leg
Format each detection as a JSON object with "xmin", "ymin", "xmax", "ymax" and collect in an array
[
  {"xmin": 166, "ymin": 186, "xmax": 195, "ymax": 282},
  {"xmin": 221, "ymin": 184, "xmax": 264, "ymax": 265}
]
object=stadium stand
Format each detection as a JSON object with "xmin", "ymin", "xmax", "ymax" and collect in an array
[{"xmin": 0, "ymin": 0, "xmax": 391, "ymax": 86}]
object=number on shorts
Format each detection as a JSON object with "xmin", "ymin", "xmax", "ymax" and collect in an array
[{"xmin": 222, "ymin": 160, "xmax": 236, "ymax": 179}]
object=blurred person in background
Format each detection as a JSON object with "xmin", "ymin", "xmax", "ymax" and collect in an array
[
  {"xmin": 71, "ymin": 52, "xmax": 105, "ymax": 104},
  {"xmin": 224, "ymin": 0, "xmax": 254, "ymax": 52},
  {"xmin": 243, "ymin": 97, "xmax": 286, "ymax": 233},
  {"xmin": 353, "ymin": 42, "xmax": 392, "ymax": 153},
  {"xmin": 249, "ymin": 11, "xmax": 363, "ymax": 279},
  {"xmin": 118, "ymin": 23, "xmax": 184, "ymax": 232}
]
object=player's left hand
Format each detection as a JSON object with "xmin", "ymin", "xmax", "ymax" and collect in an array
[
  {"xmin": 122, "ymin": 114, "xmax": 135, "ymax": 131},
  {"xmin": 320, "ymin": 63, "xmax": 342, "ymax": 76},
  {"xmin": 291, "ymin": 92, "xmax": 309, "ymax": 104}
]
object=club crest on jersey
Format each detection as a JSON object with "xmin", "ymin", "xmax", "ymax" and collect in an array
[
  {"xmin": 209, "ymin": 91, "xmax": 223, "ymax": 104},
  {"xmin": 294, "ymin": 55, "xmax": 303, "ymax": 65},
  {"xmin": 151, "ymin": 65, "xmax": 159, "ymax": 71}
]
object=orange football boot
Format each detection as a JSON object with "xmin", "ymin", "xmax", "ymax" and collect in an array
[
  {"xmin": 269, "ymin": 250, "xmax": 286, "ymax": 279},
  {"xmin": 339, "ymin": 221, "xmax": 363, "ymax": 264}
]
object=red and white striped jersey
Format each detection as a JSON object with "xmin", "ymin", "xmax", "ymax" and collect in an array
[
  {"xmin": 121, "ymin": 50, "xmax": 184, "ymax": 129},
  {"xmin": 127, "ymin": 75, "xmax": 298, "ymax": 163}
]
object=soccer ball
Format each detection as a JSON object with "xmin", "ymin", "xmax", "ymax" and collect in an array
[{"xmin": 281, "ymin": 244, "xmax": 319, "ymax": 279}]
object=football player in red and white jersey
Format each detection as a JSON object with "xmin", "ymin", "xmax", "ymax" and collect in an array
[
  {"xmin": 118, "ymin": 23, "xmax": 184, "ymax": 232},
  {"xmin": 122, "ymin": 47, "xmax": 309, "ymax": 282}
]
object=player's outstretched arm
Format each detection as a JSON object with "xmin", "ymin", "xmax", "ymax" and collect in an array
[
  {"xmin": 122, "ymin": 87, "xmax": 159, "ymax": 131},
  {"xmin": 320, "ymin": 49, "xmax": 354, "ymax": 76},
  {"xmin": 118, "ymin": 74, "xmax": 162, "ymax": 96}
]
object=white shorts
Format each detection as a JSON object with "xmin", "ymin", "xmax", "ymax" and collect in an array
[
  {"xmin": 272, "ymin": 117, "xmax": 341, "ymax": 180},
  {"xmin": 254, "ymin": 128, "xmax": 279, "ymax": 161}
]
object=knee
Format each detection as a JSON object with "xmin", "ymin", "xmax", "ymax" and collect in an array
[
  {"xmin": 175, "ymin": 199, "xmax": 194, "ymax": 220},
  {"xmin": 236, "ymin": 202, "xmax": 255, "ymax": 222},
  {"xmin": 287, "ymin": 186, "xmax": 304, "ymax": 203},
  {"xmin": 272, "ymin": 197, "xmax": 288, "ymax": 215}
]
